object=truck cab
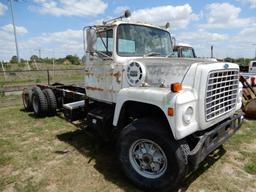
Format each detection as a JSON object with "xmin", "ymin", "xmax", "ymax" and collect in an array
[
  {"xmin": 173, "ymin": 43, "xmax": 196, "ymax": 58},
  {"xmin": 249, "ymin": 60, "xmax": 256, "ymax": 73},
  {"xmin": 85, "ymin": 21, "xmax": 174, "ymax": 103}
]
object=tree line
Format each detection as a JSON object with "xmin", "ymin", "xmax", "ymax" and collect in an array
[
  {"xmin": 9, "ymin": 54, "xmax": 82, "ymax": 65},
  {"xmin": 222, "ymin": 57, "xmax": 254, "ymax": 65}
]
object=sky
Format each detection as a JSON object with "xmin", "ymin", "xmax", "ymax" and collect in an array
[{"xmin": 0, "ymin": 0, "xmax": 255, "ymax": 61}]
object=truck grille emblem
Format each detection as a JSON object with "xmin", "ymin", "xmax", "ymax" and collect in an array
[{"xmin": 224, "ymin": 64, "xmax": 229, "ymax": 69}]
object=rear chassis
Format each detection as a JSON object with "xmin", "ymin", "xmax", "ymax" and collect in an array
[{"xmin": 37, "ymin": 83, "xmax": 87, "ymax": 121}]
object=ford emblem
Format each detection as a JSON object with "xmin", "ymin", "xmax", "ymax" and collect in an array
[{"xmin": 224, "ymin": 63, "xmax": 229, "ymax": 69}]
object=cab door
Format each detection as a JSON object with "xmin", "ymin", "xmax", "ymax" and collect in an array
[{"xmin": 85, "ymin": 29, "xmax": 114, "ymax": 103}]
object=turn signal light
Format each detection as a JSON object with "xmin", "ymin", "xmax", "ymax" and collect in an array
[
  {"xmin": 168, "ymin": 108, "xmax": 174, "ymax": 116},
  {"xmin": 171, "ymin": 83, "xmax": 182, "ymax": 92}
]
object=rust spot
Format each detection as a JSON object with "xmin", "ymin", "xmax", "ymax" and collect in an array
[
  {"xmin": 112, "ymin": 71, "xmax": 121, "ymax": 83},
  {"xmin": 85, "ymin": 72, "xmax": 94, "ymax": 77},
  {"xmin": 86, "ymin": 86, "xmax": 104, "ymax": 91}
]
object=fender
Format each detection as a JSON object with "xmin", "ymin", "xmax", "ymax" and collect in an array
[
  {"xmin": 113, "ymin": 87, "xmax": 176, "ymax": 132},
  {"xmin": 113, "ymin": 86, "xmax": 200, "ymax": 140}
]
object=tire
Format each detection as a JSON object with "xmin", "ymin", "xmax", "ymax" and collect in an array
[
  {"xmin": 43, "ymin": 88, "xmax": 57, "ymax": 116},
  {"xmin": 117, "ymin": 118, "xmax": 187, "ymax": 191},
  {"xmin": 22, "ymin": 88, "xmax": 33, "ymax": 111},
  {"xmin": 32, "ymin": 86, "xmax": 48, "ymax": 117}
]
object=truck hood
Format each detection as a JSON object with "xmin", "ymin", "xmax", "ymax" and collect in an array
[{"xmin": 133, "ymin": 57, "xmax": 214, "ymax": 87}]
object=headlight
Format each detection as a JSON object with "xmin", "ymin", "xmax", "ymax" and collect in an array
[
  {"xmin": 238, "ymin": 90, "xmax": 242, "ymax": 103},
  {"xmin": 183, "ymin": 106, "xmax": 193, "ymax": 124},
  {"xmin": 238, "ymin": 82, "xmax": 243, "ymax": 103}
]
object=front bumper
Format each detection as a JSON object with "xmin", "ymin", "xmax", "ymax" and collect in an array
[{"xmin": 188, "ymin": 111, "xmax": 244, "ymax": 170}]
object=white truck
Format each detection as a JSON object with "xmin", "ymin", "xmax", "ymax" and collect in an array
[
  {"xmin": 22, "ymin": 10, "xmax": 244, "ymax": 191},
  {"xmin": 249, "ymin": 60, "xmax": 256, "ymax": 73},
  {"xmin": 173, "ymin": 43, "xmax": 197, "ymax": 58}
]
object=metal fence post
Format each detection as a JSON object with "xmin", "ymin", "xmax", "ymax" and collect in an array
[
  {"xmin": 1, "ymin": 61, "xmax": 6, "ymax": 80},
  {"xmin": 47, "ymin": 69, "xmax": 50, "ymax": 85}
]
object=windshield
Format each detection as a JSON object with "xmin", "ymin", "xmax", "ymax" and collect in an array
[
  {"xmin": 117, "ymin": 24, "xmax": 172, "ymax": 57},
  {"xmin": 173, "ymin": 46, "xmax": 196, "ymax": 58},
  {"xmin": 180, "ymin": 47, "xmax": 195, "ymax": 58}
]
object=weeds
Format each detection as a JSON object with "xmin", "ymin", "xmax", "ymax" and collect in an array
[
  {"xmin": 244, "ymin": 162, "xmax": 256, "ymax": 175},
  {"xmin": 0, "ymin": 97, "xmax": 255, "ymax": 191}
]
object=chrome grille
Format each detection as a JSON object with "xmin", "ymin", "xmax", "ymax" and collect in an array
[{"xmin": 205, "ymin": 69, "xmax": 239, "ymax": 121}]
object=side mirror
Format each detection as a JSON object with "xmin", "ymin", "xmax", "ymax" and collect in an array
[
  {"xmin": 86, "ymin": 28, "xmax": 97, "ymax": 53},
  {"xmin": 82, "ymin": 55, "xmax": 86, "ymax": 65},
  {"xmin": 165, "ymin": 22, "xmax": 170, "ymax": 29}
]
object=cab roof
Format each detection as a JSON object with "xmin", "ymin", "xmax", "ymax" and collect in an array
[{"xmin": 92, "ymin": 20, "xmax": 170, "ymax": 33}]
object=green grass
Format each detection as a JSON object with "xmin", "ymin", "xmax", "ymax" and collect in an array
[
  {"xmin": 0, "ymin": 95, "xmax": 255, "ymax": 191},
  {"xmin": 0, "ymin": 155, "xmax": 12, "ymax": 166},
  {"xmin": 244, "ymin": 162, "xmax": 256, "ymax": 175}
]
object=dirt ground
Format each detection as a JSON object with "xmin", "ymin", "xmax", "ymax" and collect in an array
[{"xmin": 0, "ymin": 95, "xmax": 255, "ymax": 192}]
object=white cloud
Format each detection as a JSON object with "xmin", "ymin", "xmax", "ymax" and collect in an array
[
  {"xmin": 114, "ymin": 6, "xmax": 129, "ymax": 14},
  {"xmin": 130, "ymin": 4, "xmax": 199, "ymax": 29},
  {"xmin": 177, "ymin": 30, "xmax": 228, "ymax": 42},
  {"xmin": 1, "ymin": 24, "xmax": 28, "ymax": 35},
  {"xmin": 22, "ymin": 29, "xmax": 84, "ymax": 59},
  {"xmin": 0, "ymin": 2, "xmax": 7, "ymax": 16},
  {"xmin": 201, "ymin": 3, "xmax": 255, "ymax": 28},
  {"xmin": 233, "ymin": 27, "xmax": 256, "ymax": 43},
  {"xmin": 31, "ymin": 0, "xmax": 107, "ymax": 17},
  {"xmin": 0, "ymin": 24, "xmax": 28, "ymax": 60},
  {"xmin": 31, "ymin": 29, "xmax": 81, "ymax": 44},
  {"xmin": 237, "ymin": 0, "xmax": 256, "ymax": 9},
  {"xmin": 175, "ymin": 27, "xmax": 256, "ymax": 58},
  {"xmin": 174, "ymin": 30, "xmax": 228, "ymax": 58},
  {"xmin": 0, "ymin": 26, "xmax": 84, "ymax": 60}
]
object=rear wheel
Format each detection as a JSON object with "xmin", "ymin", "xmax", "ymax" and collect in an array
[
  {"xmin": 22, "ymin": 88, "xmax": 33, "ymax": 111},
  {"xmin": 32, "ymin": 87, "xmax": 48, "ymax": 117},
  {"xmin": 117, "ymin": 118, "xmax": 187, "ymax": 191},
  {"xmin": 43, "ymin": 88, "xmax": 57, "ymax": 116}
]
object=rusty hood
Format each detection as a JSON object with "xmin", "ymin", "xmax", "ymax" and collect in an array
[{"xmin": 132, "ymin": 57, "xmax": 214, "ymax": 87}]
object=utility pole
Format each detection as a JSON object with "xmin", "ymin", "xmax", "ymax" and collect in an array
[
  {"xmin": 9, "ymin": 0, "xmax": 20, "ymax": 63},
  {"xmin": 38, "ymin": 48, "xmax": 41, "ymax": 59},
  {"xmin": 253, "ymin": 44, "xmax": 256, "ymax": 59},
  {"xmin": 211, "ymin": 45, "xmax": 213, "ymax": 58},
  {"xmin": 52, "ymin": 49, "xmax": 55, "ymax": 80}
]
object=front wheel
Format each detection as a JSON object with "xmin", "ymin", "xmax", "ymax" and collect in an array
[{"xmin": 117, "ymin": 118, "xmax": 187, "ymax": 191}]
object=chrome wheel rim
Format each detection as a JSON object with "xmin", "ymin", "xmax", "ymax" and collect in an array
[{"xmin": 129, "ymin": 139, "xmax": 167, "ymax": 179}]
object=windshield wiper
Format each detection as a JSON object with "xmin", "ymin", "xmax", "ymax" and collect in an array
[
  {"xmin": 95, "ymin": 50, "xmax": 113, "ymax": 60},
  {"xmin": 144, "ymin": 52, "xmax": 161, "ymax": 57},
  {"xmin": 166, "ymin": 52, "xmax": 176, "ymax": 58}
]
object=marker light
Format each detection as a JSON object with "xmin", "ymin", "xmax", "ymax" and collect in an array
[
  {"xmin": 171, "ymin": 83, "xmax": 182, "ymax": 93},
  {"xmin": 168, "ymin": 108, "xmax": 174, "ymax": 116}
]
